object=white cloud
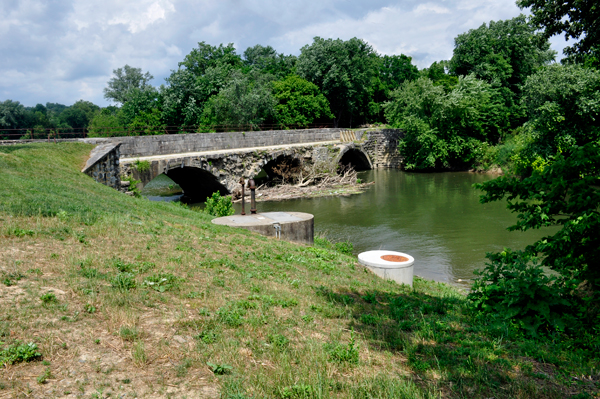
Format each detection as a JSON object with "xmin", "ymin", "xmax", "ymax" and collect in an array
[{"xmin": 0, "ymin": 0, "xmax": 573, "ymax": 107}]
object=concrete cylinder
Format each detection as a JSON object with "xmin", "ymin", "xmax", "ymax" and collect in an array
[{"xmin": 358, "ymin": 250, "xmax": 414, "ymax": 287}]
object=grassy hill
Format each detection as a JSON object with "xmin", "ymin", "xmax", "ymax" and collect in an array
[{"xmin": 0, "ymin": 143, "xmax": 597, "ymax": 398}]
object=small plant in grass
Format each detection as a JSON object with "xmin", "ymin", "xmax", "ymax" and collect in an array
[
  {"xmin": 143, "ymin": 273, "xmax": 182, "ymax": 292},
  {"xmin": 176, "ymin": 358, "xmax": 193, "ymax": 377},
  {"xmin": 194, "ymin": 330, "xmax": 218, "ymax": 344},
  {"xmin": 111, "ymin": 272, "xmax": 136, "ymax": 291},
  {"xmin": 326, "ymin": 331, "xmax": 359, "ymax": 364},
  {"xmin": 207, "ymin": 361, "xmax": 232, "ymax": 375},
  {"xmin": 119, "ymin": 326, "xmax": 140, "ymax": 342},
  {"xmin": 0, "ymin": 341, "xmax": 42, "ymax": 366},
  {"xmin": 279, "ymin": 384, "xmax": 314, "ymax": 398},
  {"xmin": 132, "ymin": 341, "xmax": 146, "ymax": 365},
  {"xmin": 217, "ymin": 306, "xmax": 245, "ymax": 327},
  {"xmin": 204, "ymin": 191, "xmax": 234, "ymax": 217},
  {"xmin": 360, "ymin": 313, "xmax": 381, "ymax": 326},
  {"xmin": 267, "ymin": 334, "xmax": 289, "ymax": 349},
  {"xmin": 84, "ymin": 304, "xmax": 96, "ymax": 313},
  {"xmin": 37, "ymin": 367, "xmax": 53, "ymax": 384},
  {"xmin": 40, "ymin": 292, "xmax": 58, "ymax": 305}
]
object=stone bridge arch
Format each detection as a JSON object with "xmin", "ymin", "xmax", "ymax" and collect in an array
[
  {"xmin": 336, "ymin": 144, "xmax": 373, "ymax": 171},
  {"xmin": 121, "ymin": 147, "xmax": 311, "ymax": 202}
]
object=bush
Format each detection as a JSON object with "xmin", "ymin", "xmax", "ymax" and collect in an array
[
  {"xmin": 204, "ymin": 191, "xmax": 234, "ymax": 217},
  {"xmin": 468, "ymin": 249, "xmax": 573, "ymax": 336}
]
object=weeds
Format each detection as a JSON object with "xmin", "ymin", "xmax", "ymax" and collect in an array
[{"xmin": 0, "ymin": 341, "xmax": 42, "ymax": 366}]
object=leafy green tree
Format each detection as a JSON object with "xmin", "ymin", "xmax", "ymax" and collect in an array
[
  {"xmin": 178, "ymin": 42, "xmax": 242, "ymax": 76},
  {"xmin": 88, "ymin": 108, "xmax": 126, "ymax": 137},
  {"xmin": 200, "ymin": 70, "xmax": 276, "ymax": 130},
  {"xmin": 296, "ymin": 37, "xmax": 377, "ymax": 127},
  {"xmin": 420, "ymin": 61, "xmax": 459, "ymax": 92},
  {"xmin": 517, "ymin": 0, "xmax": 600, "ymax": 65},
  {"xmin": 385, "ymin": 75, "xmax": 507, "ymax": 169},
  {"xmin": 0, "ymin": 100, "xmax": 26, "ymax": 130},
  {"xmin": 161, "ymin": 42, "xmax": 244, "ymax": 127},
  {"xmin": 511, "ymin": 64, "xmax": 600, "ymax": 174},
  {"xmin": 449, "ymin": 15, "xmax": 555, "ymax": 118},
  {"xmin": 60, "ymin": 100, "xmax": 100, "ymax": 129},
  {"xmin": 272, "ymin": 75, "xmax": 333, "ymax": 128},
  {"xmin": 243, "ymin": 44, "xmax": 296, "ymax": 77},
  {"xmin": 104, "ymin": 65, "xmax": 154, "ymax": 104},
  {"xmin": 378, "ymin": 54, "xmax": 419, "ymax": 94},
  {"xmin": 472, "ymin": 141, "xmax": 600, "ymax": 333}
]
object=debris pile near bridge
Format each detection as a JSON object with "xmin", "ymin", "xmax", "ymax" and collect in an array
[{"xmin": 233, "ymin": 161, "xmax": 373, "ymax": 202}]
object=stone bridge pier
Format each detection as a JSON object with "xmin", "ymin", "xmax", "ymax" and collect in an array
[{"xmin": 81, "ymin": 128, "xmax": 404, "ymax": 201}]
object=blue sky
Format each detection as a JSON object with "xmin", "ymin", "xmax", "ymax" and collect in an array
[{"xmin": 0, "ymin": 0, "xmax": 573, "ymax": 107}]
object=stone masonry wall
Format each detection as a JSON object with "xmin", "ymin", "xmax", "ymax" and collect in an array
[
  {"xmin": 114, "ymin": 128, "xmax": 343, "ymax": 158},
  {"xmin": 81, "ymin": 143, "xmax": 122, "ymax": 189},
  {"xmin": 361, "ymin": 129, "xmax": 404, "ymax": 168}
]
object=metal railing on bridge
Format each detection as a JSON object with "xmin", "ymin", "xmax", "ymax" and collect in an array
[{"xmin": 0, "ymin": 123, "xmax": 336, "ymax": 141}]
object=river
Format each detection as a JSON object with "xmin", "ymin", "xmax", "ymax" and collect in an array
[{"xmin": 143, "ymin": 170, "xmax": 550, "ymax": 287}]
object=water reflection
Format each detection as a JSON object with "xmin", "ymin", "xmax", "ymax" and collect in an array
[{"xmin": 239, "ymin": 170, "xmax": 552, "ymax": 286}]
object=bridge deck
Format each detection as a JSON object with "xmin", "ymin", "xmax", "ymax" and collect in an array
[{"xmin": 120, "ymin": 140, "xmax": 342, "ymax": 163}]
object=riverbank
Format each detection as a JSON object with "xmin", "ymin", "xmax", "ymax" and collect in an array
[{"xmin": 0, "ymin": 143, "xmax": 597, "ymax": 398}]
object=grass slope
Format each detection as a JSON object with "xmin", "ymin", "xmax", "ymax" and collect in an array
[{"xmin": 0, "ymin": 143, "xmax": 597, "ymax": 398}]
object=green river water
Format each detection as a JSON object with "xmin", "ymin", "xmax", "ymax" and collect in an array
[{"xmin": 144, "ymin": 170, "xmax": 551, "ymax": 287}]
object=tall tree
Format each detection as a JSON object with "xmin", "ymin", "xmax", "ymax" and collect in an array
[
  {"xmin": 272, "ymin": 75, "xmax": 333, "ymax": 128},
  {"xmin": 104, "ymin": 65, "xmax": 154, "ymax": 105},
  {"xmin": 449, "ymin": 15, "xmax": 555, "ymax": 114},
  {"xmin": 296, "ymin": 37, "xmax": 377, "ymax": 127},
  {"xmin": 517, "ymin": 0, "xmax": 600, "ymax": 65},
  {"xmin": 243, "ymin": 44, "xmax": 296, "ymax": 77}
]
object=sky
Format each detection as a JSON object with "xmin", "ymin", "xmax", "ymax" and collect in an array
[{"xmin": 0, "ymin": 0, "xmax": 574, "ymax": 107}]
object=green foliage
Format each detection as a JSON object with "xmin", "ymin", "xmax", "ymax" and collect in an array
[
  {"xmin": 200, "ymin": 70, "xmax": 275, "ymax": 130},
  {"xmin": 207, "ymin": 361, "xmax": 232, "ymax": 375},
  {"xmin": 468, "ymin": 249, "xmax": 572, "ymax": 335},
  {"xmin": 243, "ymin": 44, "xmax": 296, "ymax": 78},
  {"xmin": 204, "ymin": 191, "xmax": 234, "ymax": 217},
  {"xmin": 474, "ymin": 141, "xmax": 600, "ymax": 332},
  {"xmin": 279, "ymin": 384, "xmax": 314, "ymax": 398},
  {"xmin": 325, "ymin": 331, "xmax": 359, "ymax": 364},
  {"xmin": 272, "ymin": 75, "xmax": 333, "ymax": 128},
  {"xmin": 119, "ymin": 326, "xmax": 140, "ymax": 342},
  {"xmin": 40, "ymin": 292, "xmax": 58, "ymax": 305},
  {"xmin": 386, "ymin": 75, "xmax": 507, "ymax": 170},
  {"xmin": 0, "ymin": 341, "xmax": 42, "ymax": 366},
  {"xmin": 37, "ymin": 367, "xmax": 53, "ymax": 384},
  {"xmin": 449, "ymin": 15, "xmax": 555, "ymax": 102},
  {"xmin": 134, "ymin": 159, "xmax": 151, "ymax": 173},
  {"xmin": 111, "ymin": 272, "xmax": 136, "ymax": 291},
  {"xmin": 516, "ymin": 64, "xmax": 600, "ymax": 174},
  {"xmin": 87, "ymin": 108, "xmax": 125, "ymax": 138},
  {"xmin": 517, "ymin": 0, "xmax": 600, "ymax": 65},
  {"xmin": 143, "ymin": 273, "xmax": 182, "ymax": 292},
  {"xmin": 297, "ymin": 37, "xmax": 376, "ymax": 127},
  {"xmin": 104, "ymin": 65, "xmax": 154, "ymax": 105}
]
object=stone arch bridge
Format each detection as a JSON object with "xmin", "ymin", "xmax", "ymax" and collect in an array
[{"xmin": 82, "ymin": 128, "xmax": 403, "ymax": 201}]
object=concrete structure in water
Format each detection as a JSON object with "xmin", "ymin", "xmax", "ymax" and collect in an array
[{"xmin": 212, "ymin": 212, "xmax": 314, "ymax": 244}]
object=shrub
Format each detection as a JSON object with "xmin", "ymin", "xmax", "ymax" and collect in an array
[
  {"xmin": 204, "ymin": 191, "xmax": 234, "ymax": 217},
  {"xmin": 468, "ymin": 249, "xmax": 573, "ymax": 335}
]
